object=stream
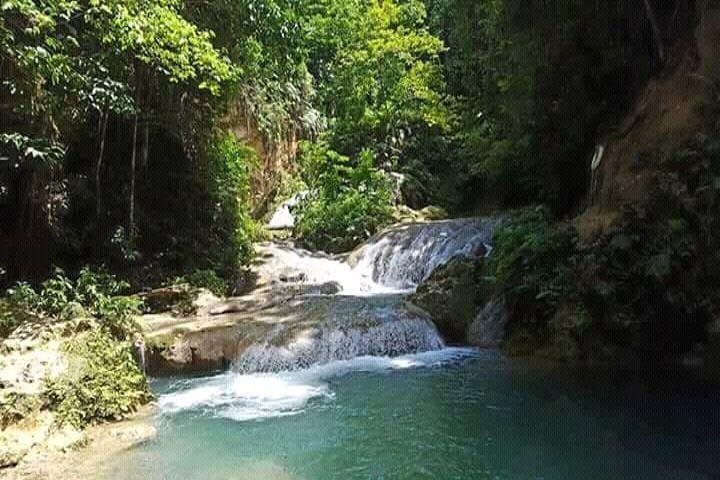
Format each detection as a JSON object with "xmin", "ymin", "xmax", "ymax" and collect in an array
[{"xmin": 101, "ymin": 218, "xmax": 720, "ymax": 480}]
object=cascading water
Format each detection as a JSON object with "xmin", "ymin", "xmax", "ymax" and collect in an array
[
  {"xmin": 260, "ymin": 216, "xmax": 502, "ymax": 295},
  {"xmin": 232, "ymin": 217, "xmax": 503, "ymax": 374},
  {"xmin": 234, "ymin": 297, "xmax": 444, "ymax": 373},
  {"xmin": 107, "ymin": 222, "xmax": 720, "ymax": 480},
  {"xmin": 350, "ymin": 217, "xmax": 503, "ymax": 290},
  {"xmin": 157, "ymin": 217, "xmax": 502, "ymax": 422}
]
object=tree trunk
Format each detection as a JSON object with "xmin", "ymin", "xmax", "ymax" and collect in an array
[
  {"xmin": 140, "ymin": 121, "xmax": 150, "ymax": 175},
  {"xmin": 129, "ymin": 112, "xmax": 138, "ymax": 244},
  {"xmin": 95, "ymin": 110, "xmax": 109, "ymax": 249},
  {"xmin": 643, "ymin": 0, "xmax": 666, "ymax": 64}
]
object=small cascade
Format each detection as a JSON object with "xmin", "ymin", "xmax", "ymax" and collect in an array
[
  {"xmin": 350, "ymin": 217, "xmax": 503, "ymax": 290},
  {"xmin": 258, "ymin": 217, "xmax": 502, "ymax": 295},
  {"xmin": 230, "ymin": 216, "xmax": 502, "ymax": 375},
  {"xmin": 258, "ymin": 243, "xmax": 395, "ymax": 295},
  {"xmin": 154, "ymin": 216, "xmax": 505, "ymax": 424},
  {"xmin": 235, "ymin": 317, "xmax": 444, "ymax": 374}
]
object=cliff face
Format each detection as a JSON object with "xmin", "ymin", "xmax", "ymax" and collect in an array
[
  {"xmin": 220, "ymin": 102, "xmax": 299, "ymax": 218},
  {"xmin": 577, "ymin": 7, "xmax": 720, "ymax": 240}
]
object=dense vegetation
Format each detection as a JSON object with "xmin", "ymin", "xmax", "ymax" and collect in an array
[
  {"xmin": 0, "ymin": 0, "xmax": 311, "ymax": 289},
  {"xmin": 294, "ymin": 141, "xmax": 393, "ymax": 252},
  {"xmin": 1, "ymin": 267, "xmax": 150, "ymax": 427},
  {"xmin": 1, "ymin": 0, "xmax": 718, "ymax": 397},
  {"xmin": 3, "ymin": 0, "xmax": 702, "ymax": 280},
  {"xmin": 491, "ymin": 119, "xmax": 720, "ymax": 363}
]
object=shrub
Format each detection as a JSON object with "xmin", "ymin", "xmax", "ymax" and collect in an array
[
  {"xmin": 491, "ymin": 206, "xmax": 579, "ymax": 309},
  {"xmin": 294, "ymin": 141, "xmax": 394, "ymax": 252},
  {"xmin": 0, "ymin": 300, "xmax": 25, "ymax": 338},
  {"xmin": 91, "ymin": 294, "xmax": 142, "ymax": 340},
  {"xmin": 173, "ymin": 269, "xmax": 228, "ymax": 298},
  {"xmin": 4, "ymin": 268, "xmax": 141, "ymax": 339},
  {"xmin": 2, "ymin": 283, "xmax": 42, "ymax": 337},
  {"xmin": 45, "ymin": 328, "xmax": 151, "ymax": 429},
  {"xmin": 204, "ymin": 134, "xmax": 261, "ymax": 272},
  {"xmin": 5, "ymin": 282, "xmax": 41, "ymax": 312}
]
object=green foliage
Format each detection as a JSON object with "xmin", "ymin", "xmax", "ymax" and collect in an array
[
  {"xmin": 0, "ymin": 133, "xmax": 66, "ymax": 168},
  {"xmin": 85, "ymin": 0, "xmax": 235, "ymax": 95},
  {"xmin": 492, "ymin": 207, "xmax": 579, "ymax": 307},
  {"xmin": 1, "ymin": 0, "xmax": 240, "ymax": 287},
  {"xmin": 302, "ymin": 0, "xmax": 451, "ymax": 162},
  {"xmin": 4, "ymin": 268, "xmax": 141, "ymax": 339},
  {"xmin": 186, "ymin": 0, "xmax": 322, "ymax": 149},
  {"xmin": 428, "ymin": 0, "xmax": 539, "ymax": 207},
  {"xmin": 294, "ymin": 141, "xmax": 393, "ymax": 252},
  {"xmin": 425, "ymin": 0, "xmax": 690, "ymax": 213},
  {"xmin": 5, "ymin": 282, "xmax": 40, "ymax": 311},
  {"xmin": 45, "ymin": 328, "xmax": 151, "ymax": 429},
  {"xmin": 172, "ymin": 269, "xmax": 228, "ymax": 298},
  {"xmin": 491, "ymin": 208, "xmax": 588, "ymax": 360},
  {"xmin": 203, "ymin": 134, "xmax": 261, "ymax": 273},
  {"xmin": 0, "ymin": 300, "xmax": 24, "ymax": 338},
  {"xmin": 495, "ymin": 126, "xmax": 720, "ymax": 361},
  {"xmin": 575, "ymin": 133, "xmax": 720, "ymax": 358}
]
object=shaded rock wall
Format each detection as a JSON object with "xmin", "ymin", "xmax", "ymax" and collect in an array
[{"xmin": 219, "ymin": 103, "xmax": 299, "ymax": 218}]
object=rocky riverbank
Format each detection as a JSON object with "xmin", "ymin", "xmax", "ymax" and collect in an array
[
  {"xmin": 0, "ymin": 407, "xmax": 155, "ymax": 480},
  {"xmin": 0, "ymin": 318, "xmax": 153, "ymax": 475}
]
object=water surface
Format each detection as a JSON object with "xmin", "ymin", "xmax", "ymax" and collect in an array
[{"xmin": 102, "ymin": 349, "xmax": 720, "ymax": 480}]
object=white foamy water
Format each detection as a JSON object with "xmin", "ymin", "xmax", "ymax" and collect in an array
[
  {"xmin": 234, "ymin": 316, "xmax": 445, "ymax": 374},
  {"xmin": 261, "ymin": 243, "xmax": 400, "ymax": 296},
  {"xmin": 267, "ymin": 191, "xmax": 309, "ymax": 230},
  {"xmin": 351, "ymin": 217, "xmax": 503, "ymax": 290},
  {"xmin": 263, "ymin": 217, "xmax": 503, "ymax": 296},
  {"xmin": 157, "ymin": 348, "xmax": 476, "ymax": 422},
  {"xmin": 157, "ymin": 217, "xmax": 503, "ymax": 423}
]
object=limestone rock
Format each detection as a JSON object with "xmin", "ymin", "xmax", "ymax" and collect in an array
[
  {"xmin": 411, "ymin": 258, "xmax": 494, "ymax": 343},
  {"xmin": 468, "ymin": 296, "xmax": 508, "ymax": 348},
  {"xmin": 0, "ymin": 444, "xmax": 26, "ymax": 468}
]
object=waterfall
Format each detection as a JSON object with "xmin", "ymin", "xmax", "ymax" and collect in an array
[
  {"xmin": 267, "ymin": 191, "xmax": 309, "ymax": 230},
  {"xmin": 157, "ymin": 217, "xmax": 502, "ymax": 422},
  {"xmin": 235, "ymin": 318, "xmax": 444, "ymax": 374},
  {"xmin": 232, "ymin": 217, "xmax": 502, "ymax": 374},
  {"xmin": 350, "ymin": 217, "xmax": 502, "ymax": 290}
]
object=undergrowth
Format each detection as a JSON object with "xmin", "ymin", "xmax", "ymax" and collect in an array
[
  {"xmin": 45, "ymin": 328, "xmax": 151, "ymax": 428},
  {"xmin": 4, "ymin": 268, "xmax": 141, "ymax": 339}
]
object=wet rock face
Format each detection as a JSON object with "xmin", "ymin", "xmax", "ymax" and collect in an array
[
  {"xmin": 145, "ymin": 326, "xmax": 243, "ymax": 375},
  {"xmin": 410, "ymin": 258, "xmax": 496, "ymax": 344},
  {"xmin": 468, "ymin": 297, "xmax": 508, "ymax": 348},
  {"xmin": 144, "ymin": 295, "xmax": 442, "ymax": 375}
]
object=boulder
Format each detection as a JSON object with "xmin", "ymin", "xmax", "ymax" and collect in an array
[
  {"xmin": 468, "ymin": 296, "xmax": 508, "ymax": 348},
  {"xmin": 411, "ymin": 258, "xmax": 494, "ymax": 343}
]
